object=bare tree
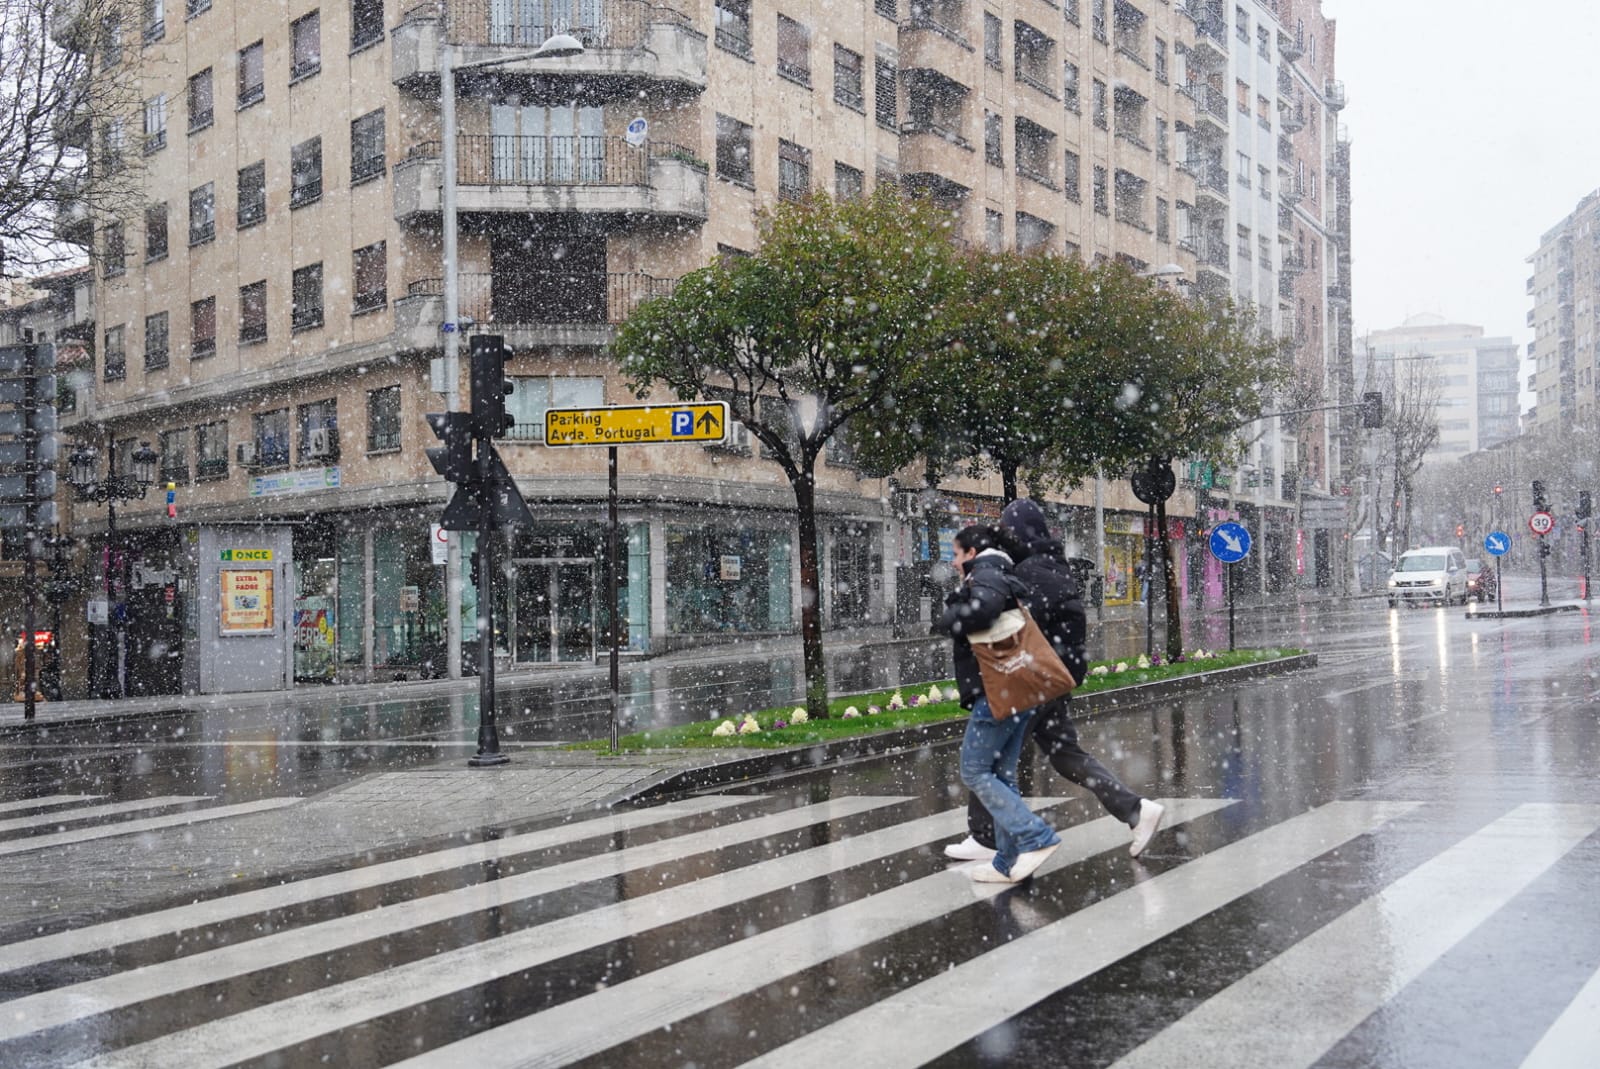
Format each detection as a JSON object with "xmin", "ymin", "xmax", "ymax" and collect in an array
[
  {"xmin": 0, "ymin": 0, "xmax": 142, "ymax": 279},
  {"xmin": 1376, "ymin": 352, "xmax": 1442, "ymax": 552}
]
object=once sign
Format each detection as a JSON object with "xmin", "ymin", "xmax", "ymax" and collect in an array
[{"xmin": 544, "ymin": 403, "xmax": 729, "ymax": 447}]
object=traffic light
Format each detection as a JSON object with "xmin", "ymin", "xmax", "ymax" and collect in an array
[
  {"xmin": 1532, "ymin": 480, "xmax": 1547, "ymax": 512},
  {"xmin": 469, "ymin": 335, "xmax": 515, "ymax": 440},
  {"xmin": 425, "ymin": 411, "xmax": 474, "ymax": 484},
  {"xmin": 1455, "ymin": 523, "xmax": 1465, "ymax": 539},
  {"xmin": 1359, "ymin": 391, "xmax": 1384, "ymax": 428},
  {"xmin": 1579, "ymin": 490, "xmax": 1593, "ymax": 520}
]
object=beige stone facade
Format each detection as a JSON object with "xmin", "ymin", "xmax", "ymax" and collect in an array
[
  {"xmin": 1527, "ymin": 188, "xmax": 1600, "ymax": 437},
  {"xmin": 48, "ymin": 0, "xmax": 1347, "ymax": 692}
]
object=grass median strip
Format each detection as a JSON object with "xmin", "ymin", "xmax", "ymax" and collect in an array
[{"xmin": 576, "ymin": 648, "xmax": 1303, "ymax": 752}]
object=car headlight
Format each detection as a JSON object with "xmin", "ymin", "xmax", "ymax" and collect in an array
[
  {"xmin": 1429, "ymin": 577, "xmax": 1444, "ymax": 587},
  {"xmin": 1387, "ymin": 576, "xmax": 1398, "ymax": 588}
]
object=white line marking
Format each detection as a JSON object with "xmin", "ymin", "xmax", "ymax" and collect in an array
[
  {"xmin": 1108, "ymin": 804, "xmax": 1600, "ymax": 1069},
  {"xmin": 740, "ymin": 800, "xmax": 1421, "ymax": 1069},
  {"xmin": 0, "ymin": 796, "xmax": 753, "ymax": 972},
  {"xmin": 0, "ymin": 797, "xmax": 295, "ymax": 859},
  {"xmin": 1519, "ymin": 961, "xmax": 1600, "ymax": 1069},
  {"xmin": 69, "ymin": 796, "xmax": 1108, "ymax": 1069},
  {"xmin": 390, "ymin": 800, "xmax": 1238, "ymax": 1069},
  {"xmin": 5, "ymin": 797, "xmax": 905, "ymax": 1045},
  {"xmin": 0, "ymin": 794, "xmax": 102, "ymax": 816},
  {"xmin": 0, "ymin": 796, "xmax": 205, "ymax": 836}
]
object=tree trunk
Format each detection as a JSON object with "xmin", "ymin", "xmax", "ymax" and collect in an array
[
  {"xmin": 1156, "ymin": 496, "xmax": 1183, "ymax": 663},
  {"xmin": 1000, "ymin": 463, "xmax": 1019, "ymax": 506},
  {"xmin": 793, "ymin": 468, "xmax": 829, "ymax": 718}
]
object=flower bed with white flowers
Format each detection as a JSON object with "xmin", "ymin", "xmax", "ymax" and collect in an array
[{"xmin": 583, "ymin": 647, "xmax": 1301, "ymax": 751}]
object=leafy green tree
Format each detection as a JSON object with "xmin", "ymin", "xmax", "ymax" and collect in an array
[{"xmin": 613, "ymin": 191, "xmax": 961, "ymax": 717}]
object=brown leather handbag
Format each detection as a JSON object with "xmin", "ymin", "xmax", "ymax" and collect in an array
[{"xmin": 966, "ymin": 605, "xmax": 1077, "ymax": 719}]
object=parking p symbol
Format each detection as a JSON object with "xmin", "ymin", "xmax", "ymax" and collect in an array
[{"xmin": 671, "ymin": 411, "xmax": 693, "ymax": 436}]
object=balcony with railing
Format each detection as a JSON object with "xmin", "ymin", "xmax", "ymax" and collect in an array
[
  {"xmin": 1280, "ymin": 99, "xmax": 1304, "ymax": 133},
  {"xmin": 394, "ymin": 136, "xmax": 708, "ymax": 221},
  {"xmin": 52, "ymin": 174, "xmax": 92, "ymax": 246},
  {"xmin": 392, "ymin": 0, "xmax": 706, "ymax": 94},
  {"xmin": 1324, "ymin": 79, "xmax": 1346, "ymax": 111},
  {"xmin": 1278, "ymin": 28, "xmax": 1304, "ymax": 62},
  {"xmin": 394, "ymin": 270, "xmax": 675, "ymax": 351},
  {"xmin": 1187, "ymin": 83, "xmax": 1229, "ymax": 131},
  {"xmin": 1327, "ymin": 281, "xmax": 1350, "ymax": 303}
]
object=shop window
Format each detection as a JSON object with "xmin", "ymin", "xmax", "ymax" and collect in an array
[{"xmin": 666, "ymin": 524, "xmax": 794, "ymax": 634}]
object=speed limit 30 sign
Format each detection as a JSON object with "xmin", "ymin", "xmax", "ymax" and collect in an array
[{"xmin": 1529, "ymin": 510, "xmax": 1555, "ymax": 536}]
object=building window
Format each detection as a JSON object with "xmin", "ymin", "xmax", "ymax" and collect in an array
[
  {"xmin": 291, "ymin": 137, "xmax": 322, "ymax": 207},
  {"xmin": 1014, "ymin": 22, "xmax": 1056, "ymax": 96},
  {"xmin": 99, "ymin": 119, "xmax": 127, "ymax": 174},
  {"xmin": 239, "ymin": 280, "xmax": 267, "ymax": 342},
  {"xmin": 1092, "ymin": 78, "xmax": 1107, "ymax": 129},
  {"xmin": 1156, "ymin": 118, "xmax": 1168, "ymax": 162},
  {"xmin": 715, "ymin": 113, "xmax": 753, "ymax": 186},
  {"xmin": 1112, "ymin": 0, "xmax": 1144, "ymax": 62},
  {"xmin": 714, "ymin": 0, "xmax": 751, "ymax": 58},
  {"xmin": 1237, "ymin": 223, "xmax": 1252, "ymax": 259},
  {"xmin": 984, "ymin": 110, "xmax": 1002, "ymax": 166},
  {"xmin": 187, "ymin": 68, "xmax": 212, "ymax": 132},
  {"xmin": 144, "ymin": 0, "xmax": 164, "ymax": 41},
  {"xmin": 1258, "ymin": 234, "xmax": 1272, "ymax": 264},
  {"xmin": 237, "ymin": 161, "xmax": 265, "ymax": 228},
  {"xmin": 291, "ymin": 11, "xmax": 321, "ymax": 80},
  {"xmin": 102, "ymin": 222, "xmax": 125, "ymax": 276},
  {"xmin": 1156, "ymin": 197, "xmax": 1169, "ymax": 242},
  {"xmin": 985, "ymin": 209, "xmax": 1003, "ymax": 251},
  {"xmin": 190, "ymin": 296, "xmax": 216, "ymax": 359},
  {"xmin": 367, "ymin": 385, "xmax": 402, "ymax": 452},
  {"xmin": 351, "ymin": 109, "xmax": 386, "ymax": 182},
  {"xmin": 1062, "ymin": 61, "xmax": 1080, "ymax": 112},
  {"xmin": 254, "ymin": 408, "xmax": 291, "ymax": 469},
  {"xmin": 159, "ymin": 428, "xmax": 189, "ymax": 485},
  {"xmin": 1155, "ymin": 36, "xmax": 1167, "ymax": 83},
  {"xmin": 188, "ymin": 182, "xmax": 214, "ymax": 245},
  {"xmin": 1092, "ymin": 164, "xmax": 1108, "ymax": 214},
  {"xmin": 352, "ymin": 0, "xmax": 383, "ymax": 50},
  {"xmin": 353, "ymin": 241, "xmax": 387, "ymax": 312},
  {"xmin": 875, "ymin": 0, "xmax": 896, "ymax": 18},
  {"xmin": 238, "ymin": 41, "xmax": 264, "ymax": 108},
  {"xmin": 984, "ymin": 13, "xmax": 1002, "ymax": 69},
  {"xmin": 777, "ymin": 15, "xmax": 811, "ymax": 87},
  {"xmin": 875, "ymin": 58, "xmax": 897, "ymax": 130},
  {"xmin": 291, "ymin": 263, "xmax": 324, "ymax": 331},
  {"xmin": 104, "ymin": 326, "xmax": 125, "ymax": 381},
  {"xmin": 1113, "ymin": 168, "xmax": 1147, "ymax": 229},
  {"xmin": 1092, "ymin": 0, "xmax": 1107, "ymax": 42},
  {"xmin": 1015, "ymin": 118, "xmax": 1056, "ymax": 188},
  {"xmin": 142, "ymin": 94, "xmax": 166, "ymax": 152},
  {"xmin": 196, "ymin": 420, "xmax": 228, "ymax": 478},
  {"xmin": 1236, "ymin": 79, "xmax": 1250, "ymax": 115},
  {"xmin": 834, "ymin": 161, "xmax": 864, "ymax": 201},
  {"xmin": 187, "ymin": 0, "xmax": 211, "ymax": 18},
  {"xmin": 1114, "ymin": 86, "xmax": 1146, "ymax": 147},
  {"xmin": 1259, "ymin": 164, "xmax": 1270, "ymax": 197},
  {"xmin": 777, "ymin": 139, "xmax": 810, "ymax": 201},
  {"xmin": 1235, "ymin": 6, "xmax": 1249, "ymax": 43},
  {"xmin": 1257, "ymin": 94, "xmax": 1272, "ymax": 130},
  {"xmin": 506, "ymin": 377, "xmax": 604, "ymax": 441},
  {"xmin": 144, "ymin": 202, "xmax": 168, "ymax": 261},
  {"xmin": 1063, "ymin": 148, "xmax": 1080, "ymax": 201},
  {"xmin": 1016, "ymin": 212, "xmax": 1054, "ymax": 253},
  {"xmin": 833, "ymin": 45, "xmax": 864, "ymax": 110},
  {"xmin": 144, "ymin": 312, "xmax": 169, "ymax": 369},
  {"xmin": 297, "ymin": 399, "xmax": 339, "ymax": 463}
]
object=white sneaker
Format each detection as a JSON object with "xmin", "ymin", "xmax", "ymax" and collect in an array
[
  {"xmin": 968, "ymin": 861, "xmax": 1020, "ymax": 883},
  {"xmin": 1008, "ymin": 841, "xmax": 1060, "ymax": 880},
  {"xmin": 944, "ymin": 836, "xmax": 998, "ymax": 861},
  {"xmin": 1129, "ymin": 799, "xmax": 1166, "ymax": 858}
]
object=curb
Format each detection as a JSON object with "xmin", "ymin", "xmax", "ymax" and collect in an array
[
  {"xmin": 1465, "ymin": 604, "xmax": 1585, "ymax": 620},
  {"xmin": 620, "ymin": 652, "xmax": 1319, "ymax": 803}
]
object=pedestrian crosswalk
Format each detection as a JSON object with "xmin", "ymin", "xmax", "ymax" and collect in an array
[
  {"xmin": 0, "ymin": 791, "xmax": 1596, "ymax": 1069},
  {"xmin": 0, "ymin": 793, "xmax": 298, "ymax": 858}
]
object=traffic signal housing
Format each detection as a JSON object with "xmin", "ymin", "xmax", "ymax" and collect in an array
[
  {"xmin": 470, "ymin": 334, "xmax": 515, "ymax": 440},
  {"xmin": 425, "ymin": 412, "xmax": 474, "ymax": 484},
  {"xmin": 1532, "ymin": 480, "xmax": 1547, "ymax": 512},
  {"xmin": 1578, "ymin": 490, "xmax": 1593, "ymax": 520},
  {"xmin": 1359, "ymin": 391, "xmax": 1384, "ymax": 429}
]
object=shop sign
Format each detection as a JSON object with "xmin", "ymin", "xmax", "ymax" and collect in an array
[
  {"xmin": 220, "ymin": 569, "xmax": 274, "ymax": 635},
  {"xmin": 249, "ymin": 466, "xmax": 342, "ymax": 498},
  {"xmin": 220, "ymin": 549, "xmax": 273, "ymax": 562},
  {"xmin": 719, "ymin": 555, "xmax": 742, "ymax": 581},
  {"xmin": 398, "ymin": 586, "xmax": 421, "ymax": 612},
  {"xmin": 543, "ymin": 403, "xmax": 729, "ymax": 446}
]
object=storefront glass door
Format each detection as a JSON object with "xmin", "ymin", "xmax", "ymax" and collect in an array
[{"xmin": 510, "ymin": 559, "xmax": 594, "ymax": 663}]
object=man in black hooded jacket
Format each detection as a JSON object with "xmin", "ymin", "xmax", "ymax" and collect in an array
[{"xmin": 943, "ymin": 499, "xmax": 1167, "ymax": 860}]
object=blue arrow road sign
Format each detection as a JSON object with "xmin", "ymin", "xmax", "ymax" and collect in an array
[
  {"xmin": 1484, "ymin": 531, "xmax": 1511, "ymax": 557},
  {"xmin": 1209, "ymin": 522, "xmax": 1252, "ymax": 563}
]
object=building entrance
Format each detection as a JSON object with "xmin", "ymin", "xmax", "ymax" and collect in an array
[{"xmin": 508, "ymin": 558, "xmax": 595, "ymax": 664}]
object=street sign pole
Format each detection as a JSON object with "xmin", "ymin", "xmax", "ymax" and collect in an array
[
  {"xmin": 1208, "ymin": 522, "xmax": 1252, "ymax": 651},
  {"xmin": 469, "ymin": 445, "xmax": 507, "ymax": 767},
  {"xmin": 1496, "ymin": 555, "xmax": 1503, "ymax": 614},
  {"xmin": 1227, "ymin": 559, "xmax": 1235, "ymax": 651},
  {"xmin": 608, "ymin": 445, "xmax": 620, "ymax": 751},
  {"xmin": 1144, "ymin": 503, "xmax": 1155, "ymax": 658}
]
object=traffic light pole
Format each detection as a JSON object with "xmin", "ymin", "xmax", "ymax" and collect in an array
[
  {"xmin": 469, "ymin": 442, "xmax": 508, "ymax": 767},
  {"xmin": 608, "ymin": 446, "xmax": 621, "ymax": 751},
  {"xmin": 21, "ymin": 348, "xmax": 39, "ymax": 719}
]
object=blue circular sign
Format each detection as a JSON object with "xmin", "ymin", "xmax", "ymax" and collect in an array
[
  {"xmin": 1483, "ymin": 531, "xmax": 1511, "ymax": 557},
  {"xmin": 1209, "ymin": 522, "xmax": 1252, "ymax": 563}
]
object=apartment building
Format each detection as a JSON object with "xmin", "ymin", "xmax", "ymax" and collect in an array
[
  {"xmin": 1526, "ymin": 188, "xmax": 1600, "ymax": 436},
  {"xmin": 48, "ymin": 0, "xmax": 1347, "ymax": 693},
  {"xmin": 1360, "ymin": 317, "xmax": 1521, "ymax": 463}
]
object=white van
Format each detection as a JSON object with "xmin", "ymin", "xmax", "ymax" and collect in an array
[{"xmin": 1387, "ymin": 546, "xmax": 1468, "ymax": 607}]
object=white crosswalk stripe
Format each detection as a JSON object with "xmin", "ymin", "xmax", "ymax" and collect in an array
[
  {"xmin": 0, "ymin": 795, "xmax": 103, "ymax": 816},
  {"xmin": 2, "ymin": 793, "xmax": 1594, "ymax": 1069},
  {"xmin": 0, "ymin": 796, "xmax": 298, "ymax": 858},
  {"xmin": 0, "ymin": 796, "xmax": 206, "ymax": 836}
]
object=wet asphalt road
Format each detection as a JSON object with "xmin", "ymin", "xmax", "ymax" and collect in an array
[{"xmin": 0, "ymin": 576, "xmax": 1596, "ymax": 1067}]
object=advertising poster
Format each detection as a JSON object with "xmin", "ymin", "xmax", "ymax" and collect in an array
[{"xmin": 220, "ymin": 569, "xmax": 274, "ymax": 635}]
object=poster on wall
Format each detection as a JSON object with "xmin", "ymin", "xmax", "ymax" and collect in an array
[
  {"xmin": 719, "ymin": 555, "xmax": 742, "ymax": 581},
  {"xmin": 220, "ymin": 569, "xmax": 275, "ymax": 635}
]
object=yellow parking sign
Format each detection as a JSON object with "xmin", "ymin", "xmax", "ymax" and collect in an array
[{"xmin": 543, "ymin": 403, "xmax": 729, "ymax": 447}]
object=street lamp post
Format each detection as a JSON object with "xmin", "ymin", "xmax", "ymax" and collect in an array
[
  {"xmin": 436, "ymin": 28, "xmax": 585, "ymax": 682},
  {"xmin": 66, "ymin": 440, "xmax": 159, "ymax": 698}
]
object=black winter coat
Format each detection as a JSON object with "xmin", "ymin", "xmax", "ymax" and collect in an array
[
  {"xmin": 934, "ymin": 550, "xmax": 1025, "ymax": 709},
  {"xmin": 1010, "ymin": 536, "xmax": 1090, "ymax": 685}
]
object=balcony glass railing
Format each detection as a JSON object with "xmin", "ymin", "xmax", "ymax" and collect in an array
[
  {"xmin": 408, "ymin": 136, "xmax": 695, "ymax": 187},
  {"xmin": 443, "ymin": 0, "xmax": 687, "ymax": 51},
  {"xmin": 406, "ymin": 271, "xmax": 675, "ymax": 327}
]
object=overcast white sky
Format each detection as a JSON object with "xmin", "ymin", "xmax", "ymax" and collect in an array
[{"xmin": 1324, "ymin": 0, "xmax": 1600, "ymax": 407}]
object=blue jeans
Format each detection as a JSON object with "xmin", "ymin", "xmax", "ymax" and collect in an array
[{"xmin": 959, "ymin": 697, "xmax": 1060, "ymax": 876}]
